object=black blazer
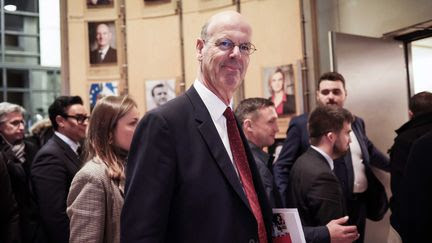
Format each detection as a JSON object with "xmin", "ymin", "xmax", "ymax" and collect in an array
[
  {"xmin": 121, "ymin": 86, "xmax": 273, "ymax": 243},
  {"xmin": 90, "ymin": 46, "xmax": 117, "ymax": 64},
  {"xmin": 31, "ymin": 134, "xmax": 82, "ymax": 243},
  {"xmin": 287, "ymin": 147, "xmax": 346, "ymax": 227}
]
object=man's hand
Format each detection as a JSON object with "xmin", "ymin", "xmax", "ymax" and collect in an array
[{"xmin": 327, "ymin": 216, "xmax": 359, "ymax": 243}]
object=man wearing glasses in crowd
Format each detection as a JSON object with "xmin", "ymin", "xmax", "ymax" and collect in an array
[
  {"xmin": 32, "ymin": 96, "xmax": 88, "ymax": 243},
  {"xmin": 0, "ymin": 102, "xmax": 43, "ymax": 242},
  {"xmin": 121, "ymin": 11, "xmax": 273, "ymax": 243}
]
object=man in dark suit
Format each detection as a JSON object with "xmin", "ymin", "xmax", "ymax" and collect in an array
[
  {"xmin": 236, "ymin": 98, "xmax": 359, "ymax": 243},
  {"xmin": 89, "ymin": 23, "xmax": 117, "ymax": 64},
  {"xmin": 287, "ymin": 106, "xmax": 359, "ymax": 242},
  {"xmin": 398, "ymin": 130, "xmax": 432, "ymax": 242},
  {"xmin": 31, "ymin": 96, "xmax": 88, "ymax": 243},
  {"xmin": 388, "ymin": 91, "xmax": 432, "ymax": 241},
  {"xmin": 273, "ymin": 72, "xmax": 390, "ymax": 242},
  {"xmin": 235, "ymin": 98, "xmax": 280, "ymax": 208},
  {"xmin": 121, "ymin": 11, "xmax": 273, "ymax": 243},
  {"xmin": 0, "ymin": 102, "xmax": 43, "ymax": 242}
]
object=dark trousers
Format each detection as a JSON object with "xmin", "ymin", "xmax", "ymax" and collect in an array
[{"xmin": 347, "ymin": 192, "xmax": 367, "ymax": 243}]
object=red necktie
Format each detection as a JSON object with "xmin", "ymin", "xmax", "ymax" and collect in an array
[{"xmin": 223, "ymin": 107, "xmax": 268, "ymax": 243}]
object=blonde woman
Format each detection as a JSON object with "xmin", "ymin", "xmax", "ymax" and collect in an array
[{"xmin": 67, "ymin": 96, "xmax": 139, "ymax": 243}]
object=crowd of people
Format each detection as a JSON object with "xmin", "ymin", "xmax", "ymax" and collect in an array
[{"xmin": 0, "ymin": 10, "xmax": 429, "ymax": 243}]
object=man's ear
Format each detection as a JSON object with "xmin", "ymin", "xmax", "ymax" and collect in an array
[
  {"xmin": 243, "ymin": 119, "xmax": 253, "ymax": 132},
  {"xmin": 55, "ymin": 115, "xmax": 65, "ymax": 128},
  {"xmin": 326, "ymin": 131, "xmax": 336, "ymax": 143},
  {"xmin": 196, "ymin": 39, "xmax": 204, "ymax": 61}
]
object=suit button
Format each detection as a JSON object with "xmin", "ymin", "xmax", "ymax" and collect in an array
[{"xmin": 248, "ymin": 239, "xmax": 256, "ymax": 243}]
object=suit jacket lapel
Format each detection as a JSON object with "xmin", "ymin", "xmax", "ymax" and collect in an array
[
  {"xmin": 52, "ymin": 134, "xmax": 81, "ymax": 170},
  {"xmin": 352, "ymin": 118, "xmax": 370, "ymax": 164},
  {"xmin": 185, "ymin": 87, "xmax": 251, "ymax": 210}
]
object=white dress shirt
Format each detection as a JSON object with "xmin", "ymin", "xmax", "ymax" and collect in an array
[
  {"xmin": 193, "ymin": 79, "xmax": 238, "ymax": 175},
  {"xmin": 54, "ymin": 131, "xmax": 80, "ymax": 155},
  {"xmin": 350, "ymin": 131, "xmax": 368, "ymax": 193}
]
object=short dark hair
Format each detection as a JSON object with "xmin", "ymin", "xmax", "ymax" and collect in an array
[
  {"xmin": 308, "ymin": 105, "xmax": 353, "ymax": 145},
  {"xmin": 235, "ymin": 98, "xmax": 274, "ymax": 124},
  {"xmin": 317, "ymin": 71, "xmax": 346, "ymax": 89},
  {"xmin": 49, "ymin": 96, "xmax": 83, "ymax": 131},
  {"xmin": 409, "ymin": 91, "xmax": 432, "ymax": 117},
  {"xmin": 151, "ymin": 83, "xmax": 165, "ymax": 97}
]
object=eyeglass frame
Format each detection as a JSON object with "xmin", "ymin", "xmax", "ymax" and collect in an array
[
  {"xmin": 62, "ymin": 114, "xmax": 89, "ymax": 124},
  {"xmin": 204, "ymin": 38, "xmax": 257, "ymax": 55}
]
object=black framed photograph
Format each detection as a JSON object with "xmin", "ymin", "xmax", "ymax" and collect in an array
[
  {"xmin": 88, "ymin": 21, "xmax": 117, "ymax": 65},
  {"xmin": 87, "ymin": 0, "xmax": 113, "ymax": 8}
]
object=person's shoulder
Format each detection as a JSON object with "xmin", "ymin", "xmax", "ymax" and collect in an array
[{"xmin": 74, "ymin": 159, "xmax": 108, "ymax": 183}]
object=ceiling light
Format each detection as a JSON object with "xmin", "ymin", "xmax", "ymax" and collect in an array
[{"xmin": 4, "ymin": 4, "xmax": 17, "ymax": 12}]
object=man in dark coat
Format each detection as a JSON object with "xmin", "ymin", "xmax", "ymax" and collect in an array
[
  {"xmin": 31, "ymin": 96, "xmax": 88, "ymax": 243},
  {"xmin": 388, "ymin": 91, "xmax": 432, "ymax": 240},
  {"xmin": 286, "ymin": 105, "xmax": 359, "ymax": 243},
  {"xmin": 236, "ymin": 97, "xmax": 359, "ymax": 243},
  {"xmin": 273, "ymin": 72, "xmax": 389, "ymax": 242},
  {"xmin": 121, "ymin": 11, "xmax": 273, "ymax": 243},
  {"xmin": 0, "ymin": 102, "xmax": 43, "ymax": 242}
]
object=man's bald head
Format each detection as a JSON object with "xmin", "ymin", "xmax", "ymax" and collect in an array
[{"xmin": 201, "ymin": 11, "xmax": 251, "ymax": 41}]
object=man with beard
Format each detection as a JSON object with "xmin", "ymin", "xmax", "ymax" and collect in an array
[
  {"xmin": 274, "ymin": 72, "xmax": 389, "ymax": 242},
  {"xmin": 286, "ymin": 105, "xmax": 359, "ymax": 242},
  {"xmin": 0, "ymin": 102, "xmax": 43, "ymax": 242}
]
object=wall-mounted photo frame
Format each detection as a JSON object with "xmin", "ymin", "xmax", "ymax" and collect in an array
[
  {"xmin": 145, "ymin": 79, "xmax": 176, "ymax": 111},
  {"xmin": 88, "ymin": 21, "xmax": 117, "ymax": 65},
  {"xmin": 262, "ymin": 64, "xmax": 297, "ymax": 117},
  {"xmin": 89, "ymin": 81, "xmax": 119, "ymax": 111},
  {"xmin": 87, "ymin": 0, "xmax": 113, "ymax": 8}
]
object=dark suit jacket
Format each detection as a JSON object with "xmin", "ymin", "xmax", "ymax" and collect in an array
[
  {"xmin": 0, "ymin": 155, "xmax": 20, "ymax": 243},
  {"xmin": 399, "ymin": 131, "xmax": 432, "ymax": 242},
  {"xmin": 287, "ymin": 148, "xmax": 346, "ymax": 226},
  {"xmin": 121, "ymin": 86, "xmax": 273, "ymax": 243},
  {"xmin": 274, "ymin": 113, "xmax": 389, "ymax": 242},
  {"xmin": 388, "ymin": 112, "xmax": 432, "ymax": 233},
  {"xmin": 31, "ymin": 134, "xmax": 82, "ymax": 243},
  {"xmin": 90, "ymin": 46, "xmax": 117, "ymax": 64}
]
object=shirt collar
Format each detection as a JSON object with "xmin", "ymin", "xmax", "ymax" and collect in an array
[
  {"xmin": 54, "ymin": 131, "xmax": 80, "ymax": 154},
  {"xmin": 311, "ymin": 145, "xmax": 334, "ymax": 170},
  {"xmin": 193, "ymin": 79, "xmax": 233, "ymax": 122},
  {"xmin": 99, "ymin": 45, "xmax": 110, "ymax": 55}
]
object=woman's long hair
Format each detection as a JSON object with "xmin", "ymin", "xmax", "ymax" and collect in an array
[{"xmin": 85, "ymin": 95, "xmax": 137, "ymax": 181}]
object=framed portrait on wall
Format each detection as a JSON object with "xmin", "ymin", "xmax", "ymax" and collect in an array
[
  {"xmin": 145, "ymin": 79, "xmax": 176, "ymax": 111},
  {"xmin": 89, "ymin": 81, "xmax": 119, "ymax": 110},
  {"xmin": 87, "ymin": 0, "xmax": 113, "ymax": 8},
  {"xmin": 262, "ymin": 64, "xmax": 297, "ymax": 117},
  {"xmin": 88, "ymin": 21, "xmax": 117, "ymax": 65}
]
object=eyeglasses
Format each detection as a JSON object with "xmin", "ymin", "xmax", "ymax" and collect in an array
[
  {"xmin": 63, "ymin": 114, "xmax": 89, "ymax": 124},
  {"xmin": 0, "ymin": 119, "xmax": 24, "ymax": 127},
  {"xmin": 208, "ymin": 38, "xmax": 257, "ymax": 55}
]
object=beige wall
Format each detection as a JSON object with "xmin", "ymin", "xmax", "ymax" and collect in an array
[{"xmin": 63, "ymin": 0, "xmax": 303, "ymax": 116}]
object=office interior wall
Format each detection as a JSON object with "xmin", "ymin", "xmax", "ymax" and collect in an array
[{"xmin": 63, "ymin": 0, "xmax": 303, "ymax": 115}]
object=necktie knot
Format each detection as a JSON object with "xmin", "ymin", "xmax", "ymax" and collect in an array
[{"xmin": 223, "ymin": 107, "xmax": 235, "ymax": 121}]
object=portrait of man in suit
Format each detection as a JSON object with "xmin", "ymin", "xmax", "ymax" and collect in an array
[
  {"xmin": 121, "ymin": 11, "xmax": 273, "ymax": 243},
  {"xmin": 87, "ymin": 0, "xmax": 113, "ymax": 8},
  {"xmin": 88, "ymin": 22, "xmax": 117, "ymax": 65}
]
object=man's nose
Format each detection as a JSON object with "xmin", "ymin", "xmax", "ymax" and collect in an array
[{"xmin": 229, "ymin": 45, "xmax": 242, "ymax": 58}]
